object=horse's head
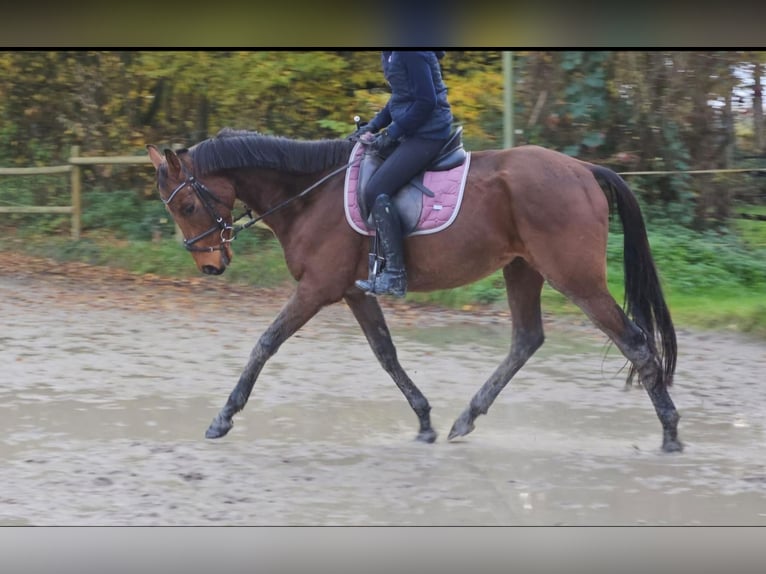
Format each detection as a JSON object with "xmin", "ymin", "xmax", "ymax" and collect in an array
[{"xmin": 147, "ymin": 144, "xmax": 235, "ymax": 275}]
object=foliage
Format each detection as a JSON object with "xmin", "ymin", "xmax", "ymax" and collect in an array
[
  {"xmin": 2, "ymin": 50, "xmax": 763, "ymax": 215},
  {"xmin": 607, "ymin": 223, "xmax": 766, "ymax": 292},
  {"xmin": 80, "ymin": 188, "xmax": 175, "ymax": 239},
  {"xmin": 733, "ymin": 204, "xmax": 766, "ymax": 248}
]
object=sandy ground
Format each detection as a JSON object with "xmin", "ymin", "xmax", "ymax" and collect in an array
[{"xmin": 1, "ymin": 256, "xmax": 765, "ymax": 525}]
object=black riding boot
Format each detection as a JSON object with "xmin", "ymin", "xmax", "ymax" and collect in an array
[{"xmin": 355, "ymin": 194, "xmax": 407, "ymax": 297}]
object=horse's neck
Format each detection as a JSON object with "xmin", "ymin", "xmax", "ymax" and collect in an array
[
  {"xmin": 236, "ymin": 169, "xmax": 316, "ymax": 232},
  {"xmin": 235, "ymin": 169, "xmax": 283, "ymax": 209}
]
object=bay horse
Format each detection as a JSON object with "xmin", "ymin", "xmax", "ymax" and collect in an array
[{"xmin": 147, "ymin": 128, "xmax": 682, "ymax": 452}]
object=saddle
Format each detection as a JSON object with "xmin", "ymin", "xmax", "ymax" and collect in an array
[{"xmin": 357, "ymin": 126, "xmax": 467, "ymax": 232}]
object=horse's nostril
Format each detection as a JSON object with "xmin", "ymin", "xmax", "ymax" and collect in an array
[{"xmin": 202, "ymin": 265, "xmax": 223, "ymax": 275}]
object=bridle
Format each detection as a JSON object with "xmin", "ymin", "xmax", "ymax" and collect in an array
[
  {"xmin": 161, "ymin": 153, "xmax": 362, "ymax": 253},
  {"xmin": 161, "ymin": 163, "xmax": 236, "ymax": 253}
]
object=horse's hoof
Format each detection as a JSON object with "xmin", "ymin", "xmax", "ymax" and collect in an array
[
  {"xmin": 416, "ymin": 428, "xmax": 438, "ymax": 443},
  {"xmin": 205, "ymin": 416, "xmax": 233, "ymax": 439},
  {"xmin": 447, "ymin": 413, "xmax": 475, "ymax": 441},
  {"xmin": 662, "ymin": 438, "xmax": 683, "ymax": 453}
]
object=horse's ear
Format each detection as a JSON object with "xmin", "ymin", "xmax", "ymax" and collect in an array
[
  {"xmin": 163, "ymin": 148, "xmax": 182, "ymax": 179},
  {"xmin": 146, "ymin": 144, "xmax": 164, "ymax": 169}
]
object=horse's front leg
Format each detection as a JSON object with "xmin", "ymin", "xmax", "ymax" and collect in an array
[
  {"xmin": 205, "ymin": 289, "xmax": 323, "ymax": 439},
  {"xmin": 344, "ymin": 290, "xmax": 436, "ymax": 443}
]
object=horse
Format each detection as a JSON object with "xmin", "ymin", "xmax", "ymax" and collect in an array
[{"xmin": 147, "ymin": 128, "xmax": 682, "ymax": 452}]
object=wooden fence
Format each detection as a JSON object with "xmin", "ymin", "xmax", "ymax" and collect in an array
[
  {"xmin": 1, "ymin": 149, "xmax": 764, "ymax": 240},
  {"xmin": 0, "ymin": 146, "xmax": 151, "ymax": 239}
]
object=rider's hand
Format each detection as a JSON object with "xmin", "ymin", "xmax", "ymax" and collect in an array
[
  {"xmin": 368, "ymin": 130, "xmax": 398, "ymax": 155},
  {"xmin": 359, "ymin": 131, "xmax": 376, "ymax": 144},
  {"xmin": 348, "ymin": 123, "xmax": 375, "ymax": 142}
]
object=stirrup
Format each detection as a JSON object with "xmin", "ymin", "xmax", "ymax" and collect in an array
[
  {"xmin": 355, "ymin": 270, "xmax": 407, "ymax": 298},
  {"xmin": 355, "ymin": 277, "xmax": 378, "ymax": 296}
]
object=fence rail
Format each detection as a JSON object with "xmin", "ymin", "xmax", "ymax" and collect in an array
[
  {"xmin": 0, "ymin": 165, "xmax": 72, "ymax": 175},
  {"xmin": 1, "ymin": 149, "xmax": 765, "ymax": 240},
  {"xmin": 620, "ymin": 168, "xmax": 766, "ymax": 176},
  {"xmin": 0, "ymin": 146, "xmax": 153, "ymax": 239}
]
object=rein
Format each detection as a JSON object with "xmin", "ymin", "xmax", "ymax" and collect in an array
[
  {"xmin": 164, "ymin": 154, "xmax": 361, "ymax": 253},
  {"xmin": 231, "ymin": 156, "xmax": 360, "ymax": 236}
]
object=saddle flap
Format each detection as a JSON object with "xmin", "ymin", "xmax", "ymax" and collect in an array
[
  {"xmin": 356, "ymin": 152, "xmax": 383, "ymax": 221},
  {"xmin": 356, "ymin": 153, "xmax": 425, "ymax": 233}
]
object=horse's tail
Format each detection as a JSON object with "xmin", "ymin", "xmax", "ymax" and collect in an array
[{"xmin": 588, "ymin": 164, "xmax": 677, "ymax": 388}]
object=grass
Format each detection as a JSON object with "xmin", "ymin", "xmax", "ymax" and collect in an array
[
  {"xmin": 665, "ymin": 289, "xmax": 766, "ymax": 335},
  {"xmin": 732, "ymin": 204, "xmax": 766, "ymax": 249},
  {"xmin": 15, "ymin": 226, "xmax": 293, "ymax": 288},
  {"xmin": 6, "ymin": 214, "xmax": 766, "ymax": 338}
]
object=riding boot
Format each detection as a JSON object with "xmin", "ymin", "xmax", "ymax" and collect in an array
[{"xmin": 355, "ymin": 194, "xmax": 407, "ymax": 297}]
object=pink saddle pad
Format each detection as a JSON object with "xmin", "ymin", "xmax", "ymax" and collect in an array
[{"xmin": 344, "ymin": 142, "xmax": 471, "ymax": 236}]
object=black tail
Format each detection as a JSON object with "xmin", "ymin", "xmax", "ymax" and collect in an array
[{"xmin": 589, "ymin": 165, "xmax": 677, "ymax": 388}]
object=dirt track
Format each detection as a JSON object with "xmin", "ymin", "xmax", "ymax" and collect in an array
[{"xmin": 1, "ymin": 255, "xmax": 765, "ymax": 525}]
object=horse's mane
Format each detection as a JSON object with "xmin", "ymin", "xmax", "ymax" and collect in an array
[{"xmin": 189, "ymin": 128, "xmax": 354, "ymax": 175}]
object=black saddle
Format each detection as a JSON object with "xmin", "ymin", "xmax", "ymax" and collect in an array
[{"xmin": 428, "ymin": 126, "xmax": 467, "ymax": 171}]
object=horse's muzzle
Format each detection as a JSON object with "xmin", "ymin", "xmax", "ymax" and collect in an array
[
  {"xmin": 200, "ymin": 248, "xmax": 230, "ymax": 275},
  {"xmin": 202, "ymin": 265, "xmax": 225, "ymax": 275}
]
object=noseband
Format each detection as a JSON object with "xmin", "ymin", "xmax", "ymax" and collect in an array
[{"xmin": 162, "ymin": 169, "xmax": 234, "ymax": 253}]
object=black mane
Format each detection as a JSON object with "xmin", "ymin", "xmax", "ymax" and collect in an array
[{"xmin": 189, "ymin": 128, "xmax": 354, "ymax": 175}]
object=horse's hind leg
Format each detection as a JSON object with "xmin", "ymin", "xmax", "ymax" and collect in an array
[
  {"xmin": 566, "ymin": 289, "xmax": 682, "ymax": 452},
  {"xmin": 344, "ymin": 290, "xmax": 437, "ymax": 443},
  {"xmin": 449, "ymin": 258, "xmax": 545, "ymax": 440}
]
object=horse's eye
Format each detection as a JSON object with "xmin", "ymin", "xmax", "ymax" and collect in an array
[{"xmin": 181, "ymin": 203, "xmax": 195, "ymax": 216}]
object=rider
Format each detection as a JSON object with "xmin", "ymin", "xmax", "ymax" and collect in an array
[{"xmin": 352, "ymin": 50, "xmax": 454, "ymax": 298}]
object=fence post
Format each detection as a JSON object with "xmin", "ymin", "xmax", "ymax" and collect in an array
[{"xmin": 70, "ymin": 145, "xmax": 81, "ymax": 240}]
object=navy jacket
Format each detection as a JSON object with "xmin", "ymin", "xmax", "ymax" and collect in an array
[{"xmin": 368, "ymin": 51, "xmax": 453, "ymax": 141}]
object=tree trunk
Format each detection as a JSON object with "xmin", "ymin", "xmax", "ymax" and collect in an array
[
  {"xmin": 754, "ymin": 62, "xmax": 763, "ymax": 153},
  {"xmin": 723, "ymin": 90, "xmax": 735, "ymax": 168}
]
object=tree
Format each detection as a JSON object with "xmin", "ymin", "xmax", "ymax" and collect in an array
[{"xmin": 1, "ymin": 50, "xmax": 763, "ymax": 227}]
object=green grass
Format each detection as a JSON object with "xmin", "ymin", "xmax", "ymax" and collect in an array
[
  {"xmin": 7, "ymin": 216, "xmax": 766, "ymax": 338},
  {"xmin": 15, "ymin": 227, "xmax": 293, "ymax": 289},
  {"xmin": 732, "ymin": 204, "xmax": 766, "ymax": 249},
  {"xmin": 665, "ymin": 289, "xmax": 766, "ymax": 336}
]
